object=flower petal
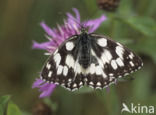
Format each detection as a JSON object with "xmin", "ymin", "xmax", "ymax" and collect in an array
[
  {"xmin": 39, "ymin": 84, "xmax": 56, "ymax": 98},
  {"xmin": 40, "ymin": 22, "xmax": 57, "ymax": 38},
  {"xmin": 83, "ymin": 15, "xmax": 107, "ymax": 33},
  {"xmin": 72, "ymin": 8, "xmax": 80, "ymax": 22},
  {"xmin": 32, "ymin": 41, "xmax": 50, "ymax": 50},
  {"xmin": 32, "ymin": 78, "xmax": 56, "ymax": 98},
  {"xmin": 32, "ymin": 79, "xmax": 44, "ymax": 88},
  {"xmin": 32, "ymin": 40, "xmax": 58, "ymax": 52}
]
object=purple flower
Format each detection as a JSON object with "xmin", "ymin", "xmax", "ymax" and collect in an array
[
  {"xmin": 32, "ymin": 8, "xmax": 107, "ymax": 98},
  {"xmin": 32, "ymin": 79, "xmax": 56, "ymax": 98}
]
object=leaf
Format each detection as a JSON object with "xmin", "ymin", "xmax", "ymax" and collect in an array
[
  {"xmin": 96, "ymin": 87, "xmax": 120, "ymax": 115},
  {"xmin": 0, "ymin": 95, "xmax": 11, "ymax": 106},
  {"xmin": 0, "ymin": 95, "xmax": 11, "ymax": 115},
  {"xmin": 130, "ymin": 37, "xmax": 156, "ymax": 63},
  {"xmin": 117, "ymin": 39, "xmax": 134, "ymax": 45},
  {"xmin": 118, "ymin": 0, "xmax": 133, "ymax": 16},
  {"xmin": 145, "ymin": 0, "xmax": 156, "ymax": 16},
  {"xmin": 128, "ymin": 62, "xmax": 155, "ymax": 106},
  {"xmin": 123, "ymin": 16, "xmax": 156, "ymax": 37},
  {"xmin": 43, "ymin": 98, "xmax": 58, "ymax": 111},
  {"xmin": 0, "ymin": 106, "xmax": 3, "ymax": 115},
  {"xmin": 74, "ymin": 86, "xmax": 94, "ymax": 94},
  {"xmin": 7, "ymin": 102, "xmax": 22, "ymax": 115},
  {"xmin": 131, "ymin": 65, "xmax": 152, "ymax": 101},
  {"xmin": 84, "ymin": 0, "xmax": 98, "ymax": 15}
]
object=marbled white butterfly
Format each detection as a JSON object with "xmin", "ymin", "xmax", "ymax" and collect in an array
[{"xmin": 41, "ymin": 28, "xmax": 143, "ymax": 91}]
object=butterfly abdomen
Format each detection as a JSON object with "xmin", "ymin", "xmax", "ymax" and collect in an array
[{"xmin": 78, "ymin": 33, "xmax": 91, "ymax": 68}]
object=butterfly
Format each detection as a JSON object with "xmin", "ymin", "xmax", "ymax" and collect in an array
[
  {"xmin": 97, "ymin": 0, "xmax": 120, "ymax": 11},
  {"xmin": 41, "ymin": 28, "xmax": 143, "ymax": 91}
]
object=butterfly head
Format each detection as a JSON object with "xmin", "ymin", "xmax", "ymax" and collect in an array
[
  {"xmin": 80, "ymin": 27, "xmax": 88, "ymax": 34},
  {"xmin": 79, "ymin": 27, "xmax": 89, "ymax": 42}
]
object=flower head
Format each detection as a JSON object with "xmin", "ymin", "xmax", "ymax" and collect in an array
[{"xmin": 32, "ymin": 8, "xmax": 107, "ymax": 98}]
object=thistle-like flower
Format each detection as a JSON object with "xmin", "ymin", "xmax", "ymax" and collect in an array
[{"xmin": 32, "ymin": 8, "xmax": 107, "ymax": 98}]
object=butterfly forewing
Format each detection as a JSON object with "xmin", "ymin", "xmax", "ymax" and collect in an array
[
  {"xmin": 41, "ymin": 35, "xmax": 85, "ymax": 91},
  {"xmin": 41, "ymin": 32, "xmax": 143, "ymax": 91},
  {"xmin": 85, "ymin": 34, "xmax": 143, "ymax": 89}
]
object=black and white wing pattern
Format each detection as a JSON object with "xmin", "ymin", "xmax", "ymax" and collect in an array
[
  {"xmin": 41, "ymin": 35, "xmax": 85, "ymax": 91},
  {"xmin": 41, "ymin": 32, "xmax": 143, "ymax": 91},
  {"xmin": 85, "ymin": 34, "xmax": 143, "ymax": 89}
]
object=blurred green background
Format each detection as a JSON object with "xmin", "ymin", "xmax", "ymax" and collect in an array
[{"xmin": 0, "ymin": 0, "xmax": 156, "ymax": 115}]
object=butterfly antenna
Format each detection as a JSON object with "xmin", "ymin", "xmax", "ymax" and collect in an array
[{"xmin": 67, "ymin": 14, "xmax": 85, "ymax": 30}]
